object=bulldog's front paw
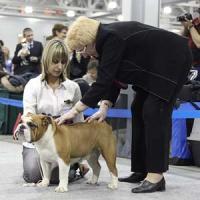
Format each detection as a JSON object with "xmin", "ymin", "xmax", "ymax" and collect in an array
[
  {"xmin": 107, "ymin": 182, "xmax": 118, "ymax": 190},
  {"xmin": 36, "ymin": 179, "xmax": 49, "ymax": 187},
  {"xmin": 55, "ymin": 185, "xmax": 68, "ymax": 192}
]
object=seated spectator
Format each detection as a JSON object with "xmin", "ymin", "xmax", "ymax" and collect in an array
[
  {"xmin": 0, "ymin": 40, "xmax": 10, "ymax": 63},
  {"xmin": 22, "ymin": 39, "xmax": 89, "ymax": 184},
  {"xmin": 12, "ymin": 28, "xmax": 43, "ymax": 75},
  {"xmin": 82, "ymin": 60, "xmax": 98, "ymax": 85},
  {"xmin": 0, "ymin": 40, "xmax": 10, "ymax": 72}
]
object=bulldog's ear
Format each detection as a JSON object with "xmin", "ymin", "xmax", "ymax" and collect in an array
[{"xmin": 42, "ymin": 116, "xmax": 52, "ymax": 127}]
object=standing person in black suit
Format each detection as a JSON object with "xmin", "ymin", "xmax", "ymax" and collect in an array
[
  {"xmin": 55, "ymin": 16, "xmax": 192, "ymax": 193},
  {"xmin": 12, "ymin": 28, "xmax": 43, "ymax": 75}
]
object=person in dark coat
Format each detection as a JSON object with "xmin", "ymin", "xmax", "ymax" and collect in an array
[
  {"xmin": 55, "ymin": 16, "xmax": 192, "ymax": 193},
  {"xmin": 12, "ymin": 28, "xmax": 43, "ymax": 75}
]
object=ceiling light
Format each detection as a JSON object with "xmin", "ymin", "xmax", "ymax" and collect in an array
[
  {"xmin": 66, "ymin": 10, "xmax": 75, "ymax": 17},
  {"xmin": 163, "ymin": 6, "xmax": 172, "ymax": 15},
  {"xmin": 26, "ymin": 18, "xmax": 41, "ymax": 23},
  {"xmin": 24, "ymin": 6, "xmax": 33, "ymax": 14},
  {"xmin": 108, "ymin": 1, "xmax": 118, "ymax": 10}
]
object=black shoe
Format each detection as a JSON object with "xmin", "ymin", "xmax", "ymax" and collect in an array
[
  {"xmin": 118, "ymin": 172, "xmax": 147, "ymax": 183},
  {"xmin": 131, "ymin": 177, "xmax": 166, "ymax": 193}
]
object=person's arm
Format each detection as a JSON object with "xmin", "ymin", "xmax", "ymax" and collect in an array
[
  {"xmin": 2, "ymin": 46, "xmax": 10, "ymax": 60},
  {"xmin": 72, "ymin": 84, "xmax": 84, "ymax": 123},
  {"xmin": 36, "ymin": 43, "xmax": 43, "ymax": 64},
  {"xmin": 12, "ymin": 44, "xmax": 23, "ymax": 64},
  {"xmin": 184, "ymin": 19, "xmax": 200, "ymax": 48},
  {"xmin": 23, "ymin": 79, "xmax": 37, "ymax": 115},
  {"xmin": 101, "ymin": 81, "xmax": 121, "ymax": 106},
  {"xmin": 189, "ymin": 26, "xmax": 200, "ymax": 48},
  {"xmin": 81, "ymin": 34, "xmax": 125, "ymax": 108}
]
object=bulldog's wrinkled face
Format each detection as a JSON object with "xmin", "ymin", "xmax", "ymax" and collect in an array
[{"xmin": 15, "ymin": 114, "xmax": 52, "ymax": 142}]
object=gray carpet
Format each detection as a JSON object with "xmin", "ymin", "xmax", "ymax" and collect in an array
[{"xmin": 0, "ymin": 138, "xmax": 200, "ymax": 200}]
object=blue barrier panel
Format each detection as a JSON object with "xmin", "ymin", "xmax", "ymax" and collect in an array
[
  {"xmin": 0, "ymin": 97, "xmax": 23, "ymax": 108},
  {"xmin": 0, "ymin": 97, "xmax": 200, "ymax": 118}
]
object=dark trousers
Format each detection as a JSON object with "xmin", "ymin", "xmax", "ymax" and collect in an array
[{"xmin": 131, "ymin": 89, "xmax": 176, "ymax": 173}]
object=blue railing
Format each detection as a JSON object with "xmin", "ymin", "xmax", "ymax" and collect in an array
[{"xmin": 0, "ymin": 97, "xmax": 200, "ymax": 119}]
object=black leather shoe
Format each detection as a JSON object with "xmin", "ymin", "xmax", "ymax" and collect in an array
[
  {"xmin": 118, "ymin": 172, "xmax": 147, "ymax": 183},
  {"xmin": 131, "ymin": 177, "xmax": 166, "ymax": 193}
]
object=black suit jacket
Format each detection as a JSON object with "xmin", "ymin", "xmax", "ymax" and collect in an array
[
  {"xmin": 81, "ymin": 21, "xmax": 192, "ymax": 108},
  {"xmin": 12, "ymin": 40, "xmax": 43, "ymax": 75}
]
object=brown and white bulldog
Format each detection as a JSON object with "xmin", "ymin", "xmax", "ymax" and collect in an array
[{"xmin": 14, "ymin": 113, "xmax": 118, "ymax": 192}]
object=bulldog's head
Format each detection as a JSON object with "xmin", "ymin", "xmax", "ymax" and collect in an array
[{"xmin": 14, "ymin": 113, "xmax": 53, "ymax": 142}]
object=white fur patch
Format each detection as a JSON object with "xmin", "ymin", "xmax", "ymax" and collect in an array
[
  {"xmin": 34, "ymin": 125, "xmax": 58, "ymax": 163},
  {"xmin": 23, "ymin": 125, "xmax": 32, "ymax": 143},
  {"xmin": 108, "ymin": 172, "xmax": 118, "ymax": 189},
  {"xmin": 55, "ymin": 157, "xmax": 70, "ymax": 192},
  {"xmin": 20, "ymin": 116, "xmax": 33, "ymax": 142}
]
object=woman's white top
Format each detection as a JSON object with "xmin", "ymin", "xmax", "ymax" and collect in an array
[
  {"xmin": 23, "ymin": 75, "xmax": 84, "ymax": 148},
  {"xmin": 23, "ymin": 74, "xmax": 84, "ymax": 122}
]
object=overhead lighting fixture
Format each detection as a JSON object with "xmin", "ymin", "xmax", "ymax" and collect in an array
[
  {"xmin": 66, "ymin": 10, "xmax": 75, "ymax": 18},
  {"xmin": 108, "ymin": 1, "xmax": 118, "ymax": 10},
  {"xmin": 24, "ymin": 6, "xmax": 33, "ymax": 14},
  {"xmin": 26, "ymin": 18, "xmax": 41, "ymax": 23},
  {"xmin": 163, "ymin": 6, "xmax": 172, "ymax": 15}
]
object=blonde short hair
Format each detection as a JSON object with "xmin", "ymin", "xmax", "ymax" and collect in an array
[
  {"xmin": 41, "ymin": 39, "xmax": 69, "ymax": 81},
  {"xmin": 66, "ymin": 16, "xmax": 100, "ymax": 51}
]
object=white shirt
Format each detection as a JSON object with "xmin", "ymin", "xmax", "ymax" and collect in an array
[
  {"xmin": 23, "ymin": 75, "xmax": 84, "ymax": 123},
  {"xmin": 27, "ymin": 41, "xmax": 34, "ymax": 49}
]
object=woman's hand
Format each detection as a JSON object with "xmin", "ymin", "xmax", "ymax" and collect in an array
[
  {"xmin": 55, "ymin": 108, "xmax": 77, "ymax": 125},
  {"xmin": 85, "ymin": 109, "xmax": 107, "ymax": 123},
  {"xmin": 85, "ymin": 100, "xmax": 111, "ymax": 123},
  {"xmin": 55, "ymin": 101, "xmax": 88, "ymax": 125}
]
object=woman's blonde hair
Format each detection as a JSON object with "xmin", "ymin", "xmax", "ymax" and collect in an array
[
  {"xmin": 66, "ymin": 16, "xmax": 100, "ymax": 51},
  {"xmin": 41, "ymin": 39, "xmax": 69, "ymax": 81}
]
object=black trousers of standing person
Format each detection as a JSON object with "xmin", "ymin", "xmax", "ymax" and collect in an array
[{"xmin": 130, "ymin": 89, "xmax": 177, "ymax": 173}]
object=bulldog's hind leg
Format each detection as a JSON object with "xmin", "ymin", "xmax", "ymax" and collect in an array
[
  {"xmin": 86, "ymin": 149, "xmax": 101, "ymax": 185},
  {"xmin": 101, "ymin": 138, "xmax": 118, "ymax": 189},
  {"xmin": 55, "ymin": 157, "xmax": 70, "ymax": 192}
]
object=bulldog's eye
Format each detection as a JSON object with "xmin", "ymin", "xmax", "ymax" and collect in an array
[{"xmin": 27, "ymin": 122, "xmax": 38, "ymax": 129}]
